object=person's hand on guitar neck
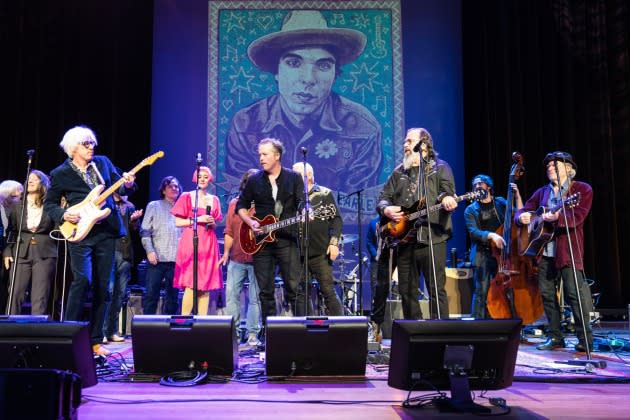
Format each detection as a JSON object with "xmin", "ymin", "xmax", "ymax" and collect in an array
[
  {"xmin": 383, "ymin": 205, "xmax": 404, "ymax": 221},
  {"xmin": 121, "ymin": 172, "xmax": 136, "ymax": 188}
]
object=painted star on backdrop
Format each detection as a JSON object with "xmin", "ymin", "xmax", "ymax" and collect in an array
[{"xmin": 349, "ymin": 62, "xmax": 379, "ymax": 94}]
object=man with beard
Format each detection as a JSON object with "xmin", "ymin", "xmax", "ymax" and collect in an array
[{"xmin": 375, "ymin": 128, "xmax": 457, "ymax": 324}]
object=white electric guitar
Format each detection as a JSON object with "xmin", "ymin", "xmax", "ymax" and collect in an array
[{"xmin": 59, "ymin": 151, "xmax": 164, "ymax": 242}]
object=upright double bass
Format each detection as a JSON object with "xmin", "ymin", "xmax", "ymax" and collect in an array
[{"xmin": 487, "ymin": 152, "xmax": 543, "ymax": 324}]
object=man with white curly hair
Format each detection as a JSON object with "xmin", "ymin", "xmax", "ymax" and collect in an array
[{"xmin": 44, "ymin": 125, "xmax": 137, "ymax": 356}]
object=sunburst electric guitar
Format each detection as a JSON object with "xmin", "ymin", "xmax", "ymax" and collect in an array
[
  {"xmin": 380, "ymin": 189, "xmax": 487, "ymax": 247},
  {"xmin": 239, "ymin": 204, "xmax": 336, "ymax": 255},
  {"xmin": 59, "ymin": 151, "xmax": 164, "ymax": 242}
]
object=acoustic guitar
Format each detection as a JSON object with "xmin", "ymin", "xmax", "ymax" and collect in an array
[
  {"xmin": 519, "ymin": 192, "xmax": 581, "ymax": 257},
  {"xmin": 239, "ymin": 204, "xmax": 336, "ymax": 255},
  {"xmin": 59, "ymin": 151, "xmax": 164, "ymax": 242}
]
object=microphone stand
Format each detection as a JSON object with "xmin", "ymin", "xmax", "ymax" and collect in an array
[
  {"xmin": 6, "ymin": 150, "xmax": 34, "ymax": 315},
  {"xmin": 551, "ymin": 161, "xmax": 604, "ymax": 369},
  {"xmin": 300, "ymin": 149, "xmax": 311, "ymax": 316},
  {"xmin": 339, "ymin": 188, "xmax": 364, "ymax": 315},
  {"xmin": 416, "ymin": 146, "xmax": 441, "ymax": 319},
  {"xmin": 191, "ymin": 154, "xmax": 202, "ymax": 315}
]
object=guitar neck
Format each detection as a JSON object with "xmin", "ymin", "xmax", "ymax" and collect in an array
[
  {"xmin": 406, "ymin": 194, "xmax": 467, "ymax": 222},
  {"xmin": 261, "ymin": 214, "xmax": 303, "ymax": 234},
  {"xmin": 94, "ymin": 162, "xmax": 144, "ymax": 206}
]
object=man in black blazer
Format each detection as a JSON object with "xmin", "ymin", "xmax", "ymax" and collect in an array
[{"xmin": 44, "ymin": 125, "xmax": 136, "ymax": 356}]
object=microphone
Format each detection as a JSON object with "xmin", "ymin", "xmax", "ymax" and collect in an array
[
  {"xmin": 196, "ymin": 153, "xmax": 202, "ymax": 166},
  {"xmin": 206, "ymin": 205, "xmax": 212, "ymax": 231},
  {"xmin": 27, "ymin": 149, "xmax": 35, "ymax": 164},
  {"xmin": 300, "ymin": 146, "xmax": 308, "ymax": 155}
]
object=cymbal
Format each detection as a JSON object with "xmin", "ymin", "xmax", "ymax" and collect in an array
[{"xmin": 339, "ymin": 234, "xmax": 359, "ymax": 244}]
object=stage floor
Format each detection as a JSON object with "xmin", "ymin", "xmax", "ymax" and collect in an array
[{"xmin": 79, "ymin": 321, "xmax": 630, "ymax": 419}]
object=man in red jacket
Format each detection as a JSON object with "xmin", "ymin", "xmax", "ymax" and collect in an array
[{"xmin": 515, "ymin": 151, "xmax": 593, "ymax": 353}]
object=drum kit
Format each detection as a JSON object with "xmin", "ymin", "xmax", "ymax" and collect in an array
[{"xmin": 332, "ymin": 233, "xmax": 364, "ymax": 316}]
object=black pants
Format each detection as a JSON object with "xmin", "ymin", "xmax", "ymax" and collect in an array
[
  {"xmin": 471, "ymin": 249, "xmax": 498, "ymax": 319},
  {"xmin": 396, "ymin": 241, "xmax": 449, "ymax": 320},
  {"xmin": 538, "ymin": 256, "xmax": 593, "ymax": 344},
  {"xmin": 253, "ymin": 238, "xmax": 305, "ymax": 324},
  {"xmin": 370, "ymin": 247, "xmax": 397, "ymax": 325},
  {"xmin": 308, "ymin": 254, "xmax": 342, "ymax": 316}
]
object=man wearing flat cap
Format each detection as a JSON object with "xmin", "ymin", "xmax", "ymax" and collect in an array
[
  {"xmin": 515, "ymin": 151, "xmax": 594, "ymax": 353},
  {"xmin": 226, "ymin": 10, "xmax": 382, "ymax": 193}
]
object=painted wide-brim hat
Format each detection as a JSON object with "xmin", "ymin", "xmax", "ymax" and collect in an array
[{"xmin": 247, "ymin": 10, "xmax": 367, "ymax": 73}]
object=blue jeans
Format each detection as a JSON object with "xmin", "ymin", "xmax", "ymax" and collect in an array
[
  {"xmin": 471, "ymin": 250, "xmax": 498, "ymax": 319},
  {"xmin": 143, "ymin": 261, "xmax": 179, "ymax": 314},
  {"xmin": 103, "ymin": 250, "xmax": 131, "ymax": 337},
  {"xmin": 226, "ymin": 260, "xmax": 260, "ymax": 335},
  {"xmin": 65, "ymin": 234, "xmax": 115, "ymax": 345}
]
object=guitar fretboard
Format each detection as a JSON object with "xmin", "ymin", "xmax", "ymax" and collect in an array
[
  {"xmin": 261, "ymin": 214, "xmax": 303, "ymax": 234},
  {"xmin": 405, "ymin": 193, "xmax": 471, "ymax": 222}
]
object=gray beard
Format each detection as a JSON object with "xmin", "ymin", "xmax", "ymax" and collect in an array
[{"xmin": 402, "ymin": 152, "xmax": 418, "ymax": 171}]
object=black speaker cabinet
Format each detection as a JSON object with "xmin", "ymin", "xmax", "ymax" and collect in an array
[
  {"xmin": 265, "ymin": 316, "xmax": 368, "ymax": 377},
  {"xmin": 0, "ymin": 318, "xmax": 97, "ymax": 388},
  {"xmin": 0, "ymin": 368, "xmax": 81, "ymax": 420},
  {"xmin": 131, "ymin": 315, "xmax": 237, "ymax": 375}
]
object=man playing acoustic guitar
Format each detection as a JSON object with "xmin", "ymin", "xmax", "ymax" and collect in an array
[
  {"xmin": 515, "ymin": 151, "xmax": 594, "ymax": 352},
  {"xmin": 45, "ymin": 126, "xmax": 137, "ymax": 356},
  {"xmin": 236, "ymin": 138, "xmax": 306, "ymax": 336}
]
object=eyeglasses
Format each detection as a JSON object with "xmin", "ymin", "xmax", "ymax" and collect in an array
[{"xmin": 79, "ymin": 140, "xmax": 97, "ymax": 148}]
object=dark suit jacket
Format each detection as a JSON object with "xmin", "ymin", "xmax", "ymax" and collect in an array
[
  {"xmin": 2, "ymin": 204, "xmax": 58, "ymax": 259},
  {"xmin": 44, "ymin": 155, "xmax": 137, "ymax": 240}
]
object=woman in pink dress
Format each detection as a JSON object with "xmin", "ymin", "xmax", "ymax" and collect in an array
[{"xmin": 171, "ymin": 166, "xmax": 223, "ymax": 314}]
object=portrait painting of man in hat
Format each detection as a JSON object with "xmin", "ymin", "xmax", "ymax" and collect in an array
[{"xmin": 221, "ymin": 8, "xmax": 388, "ymax": 194}]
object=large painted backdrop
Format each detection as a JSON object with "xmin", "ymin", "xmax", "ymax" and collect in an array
[{"xmin": 151, "ymin": 0, "xmax": 465, "ymax": 260}]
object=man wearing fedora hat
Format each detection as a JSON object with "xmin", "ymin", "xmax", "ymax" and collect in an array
[
  {"xmin": 226, "ymin": 10, "xmax": 382, "ymax": 193},
  {"xmin": 515, "ymin": 151, "xmax": 594, "ymax": 353}
]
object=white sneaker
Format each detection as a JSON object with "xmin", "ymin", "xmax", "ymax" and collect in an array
[{"xmin": 247, "ymin": 333, "xmax": 261, "ymax": 346}]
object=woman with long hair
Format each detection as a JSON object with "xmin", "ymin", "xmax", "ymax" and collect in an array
[{"xmin": 3, "ymin": 170, "xmax": 58, "ymax": 315}]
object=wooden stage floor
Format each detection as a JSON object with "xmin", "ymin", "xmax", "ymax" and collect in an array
[{"xmin": 77, "ymin": 321, "xmax": 630, "ymax": 419}]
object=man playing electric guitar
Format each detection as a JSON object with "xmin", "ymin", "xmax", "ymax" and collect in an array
[
  {"xmin": 237, "ymin": 138, "xmax": 306, "ymax": 335},
  {"xmin": 376, "ymin": 127, "xmax": 457, "ymax": 322},
  {"xmin": 515, "ymin": 151, "xmax": 593, "ymax": 353},
  {"xmin": 44, "ymin": 126, "xmax": 137, "ymax": 356}
]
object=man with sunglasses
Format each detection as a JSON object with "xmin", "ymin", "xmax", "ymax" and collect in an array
[
  {"xmin": 45, "ymin": 125, "xmax": 137, "ymax": 356},
  {"xmin": 515, "ymin": 151, "xmax": 594, "ymax": 353}
]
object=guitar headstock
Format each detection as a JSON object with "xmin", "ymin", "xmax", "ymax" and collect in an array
[
  {"xmin": 314, "ymin": 204, "xmax": 337, "ymax": 220},
  {"xmin": 565, "ymin": 192, "xmax": 581, "ymax": 208},
  {"xmin": 142, "ymin": 151, "xmax": 165, "ymax": 167}
]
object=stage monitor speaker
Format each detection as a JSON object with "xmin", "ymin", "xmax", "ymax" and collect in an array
[
  {"xmin": 0, "ymin": 368, "xmax": 81, "ymax": 420},
  {"xmin": 265, "ymin": 316, "xmax": 368, "ymax": 377},
  {"xmin": 0, "ymin": 318, "xmax": 97, "ymax": 388},
  {"xmin": 132, "ymin": 315, "xmax": 237, "ymax": 375}
]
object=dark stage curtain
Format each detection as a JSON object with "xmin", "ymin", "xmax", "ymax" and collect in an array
[
  {"xmin": 462, "ymin": 0, "xmax": 630, "ymax": 308},
  {"xmin": 1, "ymin": 0, "xmax": 153, "ymax": 201},
  {"xmin": 1, "ymin": 0, "xmax": 154, "ymax": 316}
]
